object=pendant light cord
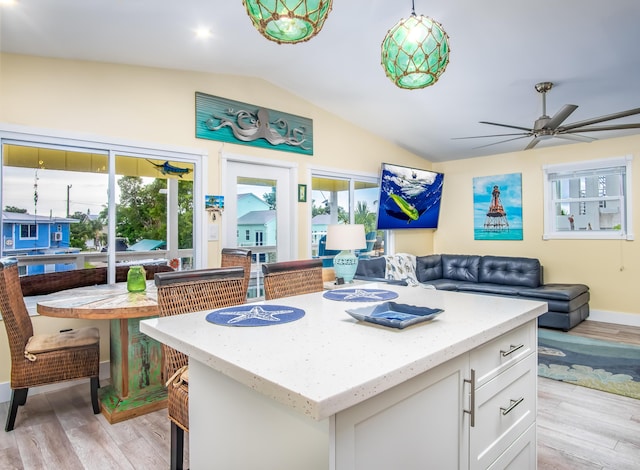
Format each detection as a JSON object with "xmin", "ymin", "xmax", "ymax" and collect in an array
[{"xmin": 411, "ymin": 0, "xmax": 416, "ymax": 16}]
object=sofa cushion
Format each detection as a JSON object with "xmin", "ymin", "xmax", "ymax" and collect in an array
[
  {"xmin": 420, "ymin": 279, "xmax": 460, "ymax": 290},
  {"xmin": 416, "ymin": 254, "xmax": 442, "ymax": 282},
  {"xmin": 441, "ymin": 254, "xmax": 480, "ymax": 282},
  {"xmin": 518, "ymin": 283, "xmax": 588, "ymax": 301},
  {"xmin": 457, "ymin": 282, "xmax": 521, "ymax": 296},
  {"xmin": 520, "ymin": 290, "xmax": 590, "ymax": 313},
  {"xmin": 355, "ymin": 256, "xmax": 386, "ymax": 279},
  {"xmin": 478, "ymin": 256, "xmax": 542, "ymax": 288}
]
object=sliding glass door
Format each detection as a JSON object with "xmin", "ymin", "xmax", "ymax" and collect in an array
[{"xmin": 0, "ymin": 129, "xmax": 204, "ymax": 280}]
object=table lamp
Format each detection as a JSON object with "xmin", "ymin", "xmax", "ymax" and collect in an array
[{"xmin": 325, "ymin": 224, "xmax": 366, "ymax": 283}]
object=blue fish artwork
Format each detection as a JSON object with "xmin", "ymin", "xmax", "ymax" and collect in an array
[
  {"xmin": 376, "ymin": 163, "xmax": 445, "ymax": 230},
  {"xmin": 146, "ymin": 160, "xmax": 192, "ymax": 178}
]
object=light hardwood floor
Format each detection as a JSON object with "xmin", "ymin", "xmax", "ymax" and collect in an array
[{"xmin": 0, "ymin": 320, "xmax": 638, "ymax": 469}]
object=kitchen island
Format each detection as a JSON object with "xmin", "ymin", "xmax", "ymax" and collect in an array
[{"xmin": 140, "ymin": 283, "xmax": 546, "ymax": 469}]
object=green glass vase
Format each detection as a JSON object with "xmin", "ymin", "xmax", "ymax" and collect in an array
[{"xmin": 126, "ymin": 265, "xmax": 147, "ymax": 292}]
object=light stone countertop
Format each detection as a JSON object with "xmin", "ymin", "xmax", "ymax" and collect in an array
[{"xmin": 140, "ymin": 282, "xmax": 546, "ymax": 421}]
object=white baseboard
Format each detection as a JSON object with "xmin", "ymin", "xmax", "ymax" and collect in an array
[
  {"xmin": 0, "ymin": 360, "xmax": 110, "ymax": 404},
  {"xmin": 587, "ymin": 309, "xmax": 640, "ymax": 327}
]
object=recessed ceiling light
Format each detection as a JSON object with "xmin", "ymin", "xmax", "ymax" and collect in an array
[
  {"xmin": 0, "ymin": 0, "xmax": 17, "ymax": 6},
  {"xmin": 194, "ymin": 27, "xmax": 212, "ymax": 39}
]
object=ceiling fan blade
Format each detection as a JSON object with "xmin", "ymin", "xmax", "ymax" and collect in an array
[
  {"xmin": 472, "ymin": 135, "xmax": 530, "ymax": 149},
  {"xmin": 562, "ymin": 123, "xmax": 640, "ymax": 133},
  {"xmin": 452, "ymin": 132, "xmax": 530, "ymax": 140},
  {"xmin": 544, "ymin": 104, "xmax": 578, "ymax": 130},
  {"xmin": 561, "ymin": 107, "xmax": 640, "ymax": 131},
  {"xmin": 524, "ymin": 137, "xmax": 542, "ymax": 150},
  {"xmin": 554, "ymin": 134, "xmax": 596, "ymax": 143},
  {"xmin": 479, "ymin": 121, "xmax": 532, "ymax": 132}
]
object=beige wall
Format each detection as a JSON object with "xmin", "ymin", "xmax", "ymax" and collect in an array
[
  {"xmin": 1, "ymin": 53, "xmax": 639, "ymax": 385},
  {"xmin": 432, "ymin": 134, "xmax": 640, "ymax": 318},
  {"xmin": 0, "ymin": 53, "xmax": 429, "ymax": 382}
]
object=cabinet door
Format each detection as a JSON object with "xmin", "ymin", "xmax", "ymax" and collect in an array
[{"xmin": 334, "ymin": 354, "xmax": 470, "ymax": 470}]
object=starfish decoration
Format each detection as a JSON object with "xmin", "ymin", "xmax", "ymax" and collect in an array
[
  {"xmin": 217, "ymin": 305, "xmax": 295, "ymax": 324},
  {"xmin": 334, "ymin": 289, "xmax": 392, "ymax": 301}
]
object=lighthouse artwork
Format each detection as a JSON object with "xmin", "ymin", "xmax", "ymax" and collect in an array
[
  {"xmin": 473, "ymin": 173, "xmax": 523, "ymax": 240},
  {"xmin": 484, "ymin": 185, "xmax": 509, "ymax": 231}
]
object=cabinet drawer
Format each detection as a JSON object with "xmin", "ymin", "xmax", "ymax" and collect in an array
[
  {"xmin": 470, "ymin": 320, "xmax": 536, "ymax": 387},
  {"xmin": 470, "ymin": 353, "xmax": 537, "ymax": 470},
  {"xmin": 487, "ymin": 423, "xmax": 536, "ymax": 470}
]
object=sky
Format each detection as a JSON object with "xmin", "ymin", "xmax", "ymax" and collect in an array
[{"xmin": 3, "ymin": 167, "xmax": 113, "ymax": 218}]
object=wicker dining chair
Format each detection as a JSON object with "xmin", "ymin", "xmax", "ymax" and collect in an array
[
  {"xmin": 220, "ymin": 248, "xmax": 252, "ymax": 297},
  {"xmin": 154, "ymin": 266, "xmax": 247, "ymax": 470},
  {"xmin": 0, "ymin": 258, "xmax": 100, "ymax": 432},
  {"xmin": 261, "ymin": 258, "xmax": 324, "ymax": 300}
]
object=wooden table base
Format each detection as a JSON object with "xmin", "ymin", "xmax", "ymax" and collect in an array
[
  {"xmin": 99, "ymin": 317, "xmax": 167, "ymax": 424},
  {"xmin": 99, "ymin": 384, "xmax": 167, "ymax": 424}
]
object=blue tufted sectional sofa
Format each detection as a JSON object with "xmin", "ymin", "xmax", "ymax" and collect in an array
[{"xmin": 355, "ymin": 253, "xmax": 590, "ymax": 331}]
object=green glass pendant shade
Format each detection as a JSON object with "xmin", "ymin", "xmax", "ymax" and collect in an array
[
  {"xmin": 381, "ymin": 14, "xmax": 450, "ymax": 89},
  {"xmin": 243, "ymin": 0, "xmax": 333, "ymax": 44}
]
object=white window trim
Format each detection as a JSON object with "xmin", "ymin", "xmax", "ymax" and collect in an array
[
  {"xmin": 542, "ymin": 155, "xmax": 634, "ymax": 240},
  {"xmin": 19, "ymin": 224, "xmax": 38, "ymax": 240}
]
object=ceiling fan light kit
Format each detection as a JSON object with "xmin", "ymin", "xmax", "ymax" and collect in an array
[
  {"xmin": 380, "ymin": 2, "xmax": 450, "ymax": 90},
  {"xmin": 242, "ymin": 0, "xmax": 333, "ymax": 44},
  {"xmin": 454, "ymin": 81, "xmax": 640, "ymax": 150}
]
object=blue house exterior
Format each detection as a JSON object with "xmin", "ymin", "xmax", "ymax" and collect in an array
[{"xmin": 1, "ymin": 211, "xmax": 79, "ymax": 275}]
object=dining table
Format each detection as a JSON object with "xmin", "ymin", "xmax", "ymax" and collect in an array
[{"xmin": 34, "ymin": 280, "xmax": 166, "ymax": 424}]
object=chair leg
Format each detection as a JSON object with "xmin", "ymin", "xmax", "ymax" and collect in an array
[
  {"xmin": 90, "ymin": 377, "xmax": 100, "ymax": 414},
  {"xmin": 170, "ymin": 421, "xmax": 185, "ymax": 470},
  {"xmin": 18, "ymin": 388, "xmax": 28, "ymax": 406},
  {"xmin": 5, "ymin": 388, "xmax": 28, "ymax": 432}
]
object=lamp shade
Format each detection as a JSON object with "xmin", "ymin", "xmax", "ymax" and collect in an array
[
  {"xmin": 242, "ymin": 0, "xmax": 333, "ymax": 44},
  {"xmin": 325, "ymin": 224, "xmax": 366, "ymax": 283},
  {"xmin": 325, "ymin": 224, "xmax": 366, "ymax": 251},
  {"xmin": 381, "ymin": 13, "xmax": 450, "ymax": 89}
]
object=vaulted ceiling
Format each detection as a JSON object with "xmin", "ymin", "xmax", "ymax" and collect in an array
[{"xmin": 2, "ymin": 0, "xmax": 640, "ymax": 162}]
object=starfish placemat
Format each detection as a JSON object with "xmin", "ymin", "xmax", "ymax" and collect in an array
[{"xmin": 206, "ymin": 304, "xmax": 305, "ymax": 327}]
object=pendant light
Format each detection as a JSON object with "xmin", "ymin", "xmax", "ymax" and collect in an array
[
  {"xmin": 242, "ymin": 0, "xmax": 333, "ymax": 44},
  {"xmin": 381, "ymin": 1, "xmax": 450, "ymax": 89}
]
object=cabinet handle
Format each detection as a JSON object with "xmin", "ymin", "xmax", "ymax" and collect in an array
[
  {"xmin": 500, "ymin": 343, "xmax": 524, "ymax": 357},
  {"xmin": 500, "ymin": 397, "xmax": 524, "ymax": 416},
  {"xmin": 463, "ymin": 369, "xmax": 476, "ymax": 427}
]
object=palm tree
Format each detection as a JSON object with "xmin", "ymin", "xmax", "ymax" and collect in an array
[{"xmin": 354, "ymin": 201, "xmax": 377, "ymax": 234}]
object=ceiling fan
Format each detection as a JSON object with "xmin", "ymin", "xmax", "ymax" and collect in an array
[{"xmin": 454, "ymin": 82, "xmax": 640, "ymax": 150}]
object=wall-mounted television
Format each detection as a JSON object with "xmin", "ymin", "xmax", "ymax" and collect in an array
[{"xmin": 375, "ymin": 163, "xmax": 445, "ymax": 230}]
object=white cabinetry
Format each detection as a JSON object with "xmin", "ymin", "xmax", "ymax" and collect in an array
[
  {"xmin": 334, "ymin": 320, "xmax": 537, "ymax": 470},
  {"xmin": 335, "ymin": 354, "xmax": 470, "ymax": 470},
  {"xmin": 470, "ymin": 321, "xmax": 537, "ymax": 470},
  {"xmin": 141, "ymin": 285, "xmax": 547, "ymax": 470}
]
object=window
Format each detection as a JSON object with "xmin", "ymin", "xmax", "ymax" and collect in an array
[
  {"xmin": 255, "ymin": 231, "xmax": 264, "ymax": 246},
  {"xmin": 20, "ymin": 224, "xmax": 37, "ymax": 239},
  {"xmin": 310, "ymin": 169, "xmax": 384, "ymax": 260},
  {"xmin": 1, "ymin": 127, "xmax": 206, "ymax": 283},
  {"xmin": 543, "ymin": 156, "xmax": 633, "ymax": 240}
]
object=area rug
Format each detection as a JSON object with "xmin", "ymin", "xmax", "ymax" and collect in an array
[{"xmin": 538, "ymin": 328, "xmax": 640, "ymax": 399}]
